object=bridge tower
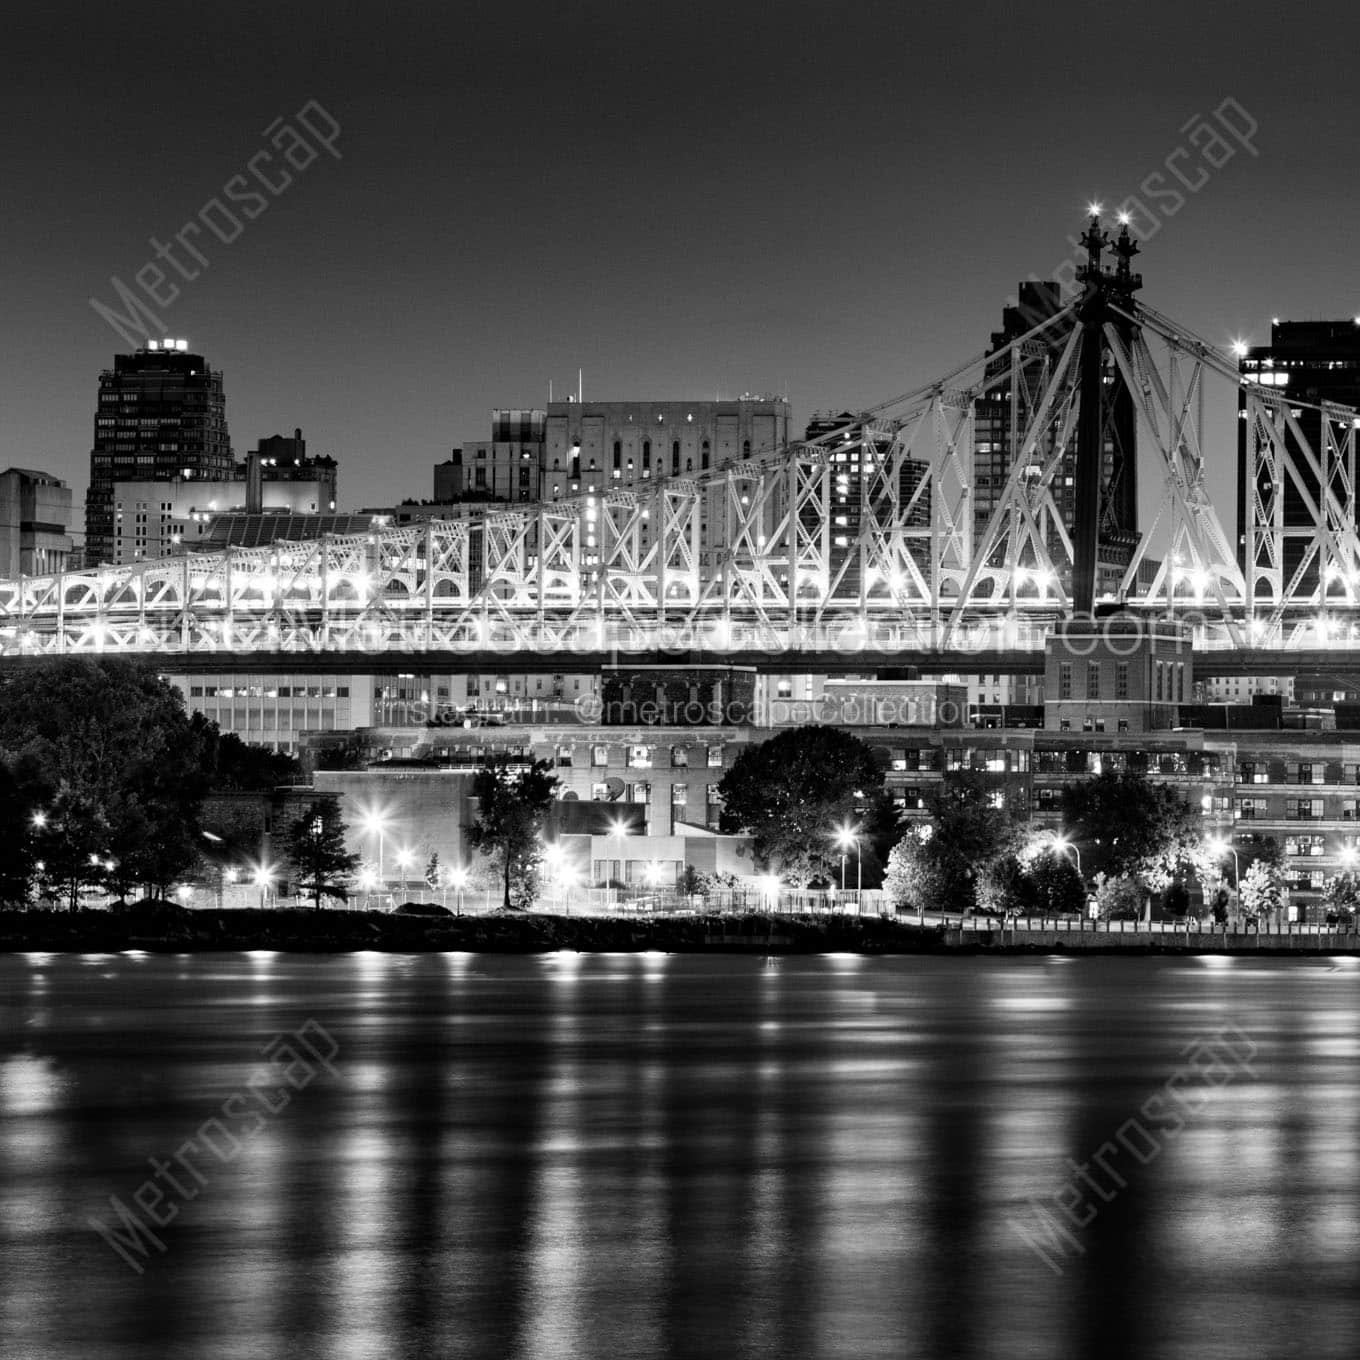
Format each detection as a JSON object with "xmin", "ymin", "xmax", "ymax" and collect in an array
[{"xmin": 1072, "ymin": 213, "xmax": 1142, "ymax": 615}]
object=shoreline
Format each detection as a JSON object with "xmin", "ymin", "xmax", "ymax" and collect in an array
[{"xmin": 4, "ymin": 909, "xmax": 1360, "ymax": 956}]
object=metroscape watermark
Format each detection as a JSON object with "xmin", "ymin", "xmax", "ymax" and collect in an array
[
  {"xmin": 116, "ymin": 601, "xmax": 1232, "ymax": 662},
  {"xmin": 89, "ymin": 100, "xmax": 342, "ymax": 347},
  {"xmin": 88, "ymin": 1019, "xmax": 340, "ymax": 1275},
  {"xmin": 1009, "ymin": 96, "xmax": 1259, "ymax": 324},
  {"xmin": 1009, "ymin": 1022, "xmax": 1258, "ymax": 1277}
]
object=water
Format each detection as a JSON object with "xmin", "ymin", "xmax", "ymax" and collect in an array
[{"xmin": 2, "ymin": 951, "xmax": 1359, "ymax": 1360}]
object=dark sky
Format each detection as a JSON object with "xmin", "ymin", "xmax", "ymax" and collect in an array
[{"xmin": 1, "ymin": 0, "xmax": 1357, "ymax": 523}]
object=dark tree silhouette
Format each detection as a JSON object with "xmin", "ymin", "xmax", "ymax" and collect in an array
[
  {"xmin": 467, "ymin": 757, "xmax": 558, "ymax": 910},
  {"xmin": 717, "ymin": 726, "xmax": 891, "ymax": 884},
  {"xmin": 0, "ymin": 659, "xmax": 210, "ymax": 905},
  {"xmin": 287, "ymin": 799, "xmax": 360, "ymax": 910}
]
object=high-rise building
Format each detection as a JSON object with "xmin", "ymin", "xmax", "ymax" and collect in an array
[
  {"xmin": 436, "ymin": 409, "xmax": 546, "ymax": 505},
  {"xmin": 974, "ymin": 283, "xmax": 1138, "ymax": 598},
  {"xmin": 1236, "ymin": 319, "xmax": 1360, "ymax": 594},
  {"xmin": 86, "ymin": 340, "xmax": 231, "ymax": 565},
  {"xmin": 543, "ymin": 398, "xmax": 790, "ymax": 572},
  {"xmin": 0, "ymin": 468, "xmax": 74, "ymax": 577},
  {"xmin": 802, "ymin": 411, "xmax": 930, "ymax": 596}
]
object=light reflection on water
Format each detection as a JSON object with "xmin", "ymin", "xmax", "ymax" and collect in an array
[{"xmin": 2, "ymin": 953, "xmax": 1360, "ymax": 1359}]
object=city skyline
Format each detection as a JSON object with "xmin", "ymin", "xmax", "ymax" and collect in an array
[{"xmin": 2, "ymin": 1, "xmax": 1357, "ymax": 517}]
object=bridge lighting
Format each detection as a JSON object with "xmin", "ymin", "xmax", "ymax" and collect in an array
[
  {"xmin": 1117, "ymin": 210, "xmax": 1131, "ymax": 226},
  {"xmin": 1087, "ymin": 201, "xmax": 1102, "ymax": 217},
  {"xmin": 1230, "ymin": 339, "xmax": 1249, "ymax": 359},
  {"xmin": 350, "ymin": 570, "xmax": 373, "ymax": 595}
]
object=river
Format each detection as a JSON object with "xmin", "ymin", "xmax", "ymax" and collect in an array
[{"xmin": 2, "ymin": 951, "xmax": 1358, "ymax": 1359}]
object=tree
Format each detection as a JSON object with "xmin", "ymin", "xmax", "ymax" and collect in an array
[
  {"xmin": 196, "ymin": 718, "xmax": 303, "ymax": 791},
  {"xmin": 1062, "ymin": 770, "xmax": 1206, "ymax": 894},
  {"xmin": 287, "ymin": 799, "xmax": 360, "ymax": 910},
  {"xmin": 1026, "ymin": 850, "xmax": 1087, "ymax": 917},
  {"xmin": 1240, "ymin": 859, "xmax": 1283, "ymax": 923},
  {"xmin": 1092, "ymin": 871, "xmax": 1143, "ymax": 921},
  {"xmin": 717, "ymin": 727, "xmax": 891, "ymax": 885},
  {"xmin": 1320, "ymin": 870, "xmax": 1357, "ymax": 926},
  {"xmin": 884, "ymin": 832, "xmax": 955, "ymax": 913},
  {"xmin": 467, "ymin": 757, "xmax": 558, "ymax": 910},
  {"xmin": 0, "ymin": 753, "xmax": 49, "ymax": 907},
  {"xmin": 424, "ymin": 851, "xmax": 442, "ymax": 894},
  {"xmin": 0, "ymin": 659, "xmax": 211, "ymax": 904}
]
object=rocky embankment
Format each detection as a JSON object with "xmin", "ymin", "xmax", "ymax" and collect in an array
[{"xmin": 0, "ymin": 907, "xmax": 945, "ymax": 954}]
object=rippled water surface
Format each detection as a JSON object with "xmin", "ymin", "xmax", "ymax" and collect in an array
[{"xmin": 2, "ymin": 951, "xmax": 1359, "ymax": 1359}]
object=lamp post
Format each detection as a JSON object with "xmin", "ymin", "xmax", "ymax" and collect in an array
[
  {"xmin": 835, "ymin": 824, "xmax": 862, "ymax": 909},
  {"xmin": 1053, "ymin": 835, "xmax": 1082, "ymax": 875},
  {"xmin": 1206, "ymin": 835, "xmax": 1242, "ymax": 928},
  {"xmin": 253, "ymin": 865, "xmax": 273, "ymax": 910},
  {"xmin": 448, "ymin": 865, "xmax": 469, "ymax": 916},
  {"xmin": 396, "ymin": 847, "xmax": 414, "ymax": 901},
  {"xmin": 358, "ymin": 865, "xmax": 378, "ymax": 909},
  {"xmin": 542, "ymin": 841, "xmax": 567, "ymax": 910},
  {"xmin": 362, "ymin": 811, "xmax": 389, "ymax": 887},
  {"xmin": 609, "ymin": 817, "xmax": 632, "ymax": 904}
]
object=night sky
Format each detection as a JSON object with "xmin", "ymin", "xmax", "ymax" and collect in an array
[{"xmin": 2, "ymin": 0, "xmax": 1357, "ymax": 524}]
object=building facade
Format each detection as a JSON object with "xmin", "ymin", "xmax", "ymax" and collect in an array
[
  {"xmin": 543, "ymin": 398, "xmax": 791, "ymax": 572},
  {"xmin": 1237, "ymin": 318, "xmax": 1360, "ymax": 594},
  {"xmin": 86, "ymin": 340, "xmax": 232, "ymax": 565},
  {"xmin": 0, "ymin": 468, "xmax": 74, "ymax": 577}
]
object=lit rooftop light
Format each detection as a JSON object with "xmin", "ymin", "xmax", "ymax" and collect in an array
[{"xmin": 1231, "ymin": 339, "xmax": 1249, "ymax": 359}]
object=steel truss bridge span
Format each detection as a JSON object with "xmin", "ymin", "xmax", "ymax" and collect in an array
[{"xmin": 4, "ymin": 293, "xmax": 1359, "ymax": 661}]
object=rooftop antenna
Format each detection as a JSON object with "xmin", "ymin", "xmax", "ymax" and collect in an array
[
  {"xmin": 578, "ymin": 368, "xmax": 583, "ymax": 404},
  {"xmin": 549, "ymin": 379, "xmax": 553, "ymax": 403}
]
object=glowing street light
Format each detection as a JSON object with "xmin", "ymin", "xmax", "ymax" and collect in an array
[
  {"xmin": 834, "ymin": 823, "xmax": 862, "ymax": 902},
  {"xmin": 361, "ymin": 809, "xmax": 390, "ymax": 883},
  {"xmin": 757, "ymin": 874, "xmax": 782, "ymax": 912},
  {"xmin": 1052, "ymin": 835, "xmax": 1082, "ymax": 875},
  {"xmin": 252, "ymin": 863, "xmax": 274, "ymax": 909},
  {"xmin": 395, "ymin": 846, "xmax": 415, "ymax": 898},
  {"xmin": 357, "ymin": 865, "xmax": 378, "ymax": 906},
  {"xmin": 30, "ymin": 811, "xmax": 47, "ymax": 829},
  {"xmin": 1206, "ymin": 835, "xmax": 1240, "ymax": 883},
  {"xmin": 447, "ymin": 865, "xmax": 470, "ymax": 915},
  {"xmin": 1340, "ymin": 843, "xmax": 1359, "ymax": 872}
]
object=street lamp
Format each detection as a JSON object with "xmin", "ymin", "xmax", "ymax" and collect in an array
[
  {"xmin": 357, "ymin": 865, "xmax": 378, "ymax": 907},
  {"xmin": 30, "ymin": 810, "xmax": 46, "ymax": 829},
  {"xmin": 1206, "ymin": 835, "xmax": 1240, "ymax": 882},
  {"xmin": 608, "ymin": 817, "xmax": 633, "ymax": 899},
  {"xmin": 757, "ymin": 874, "xmax": 781, "ymax": 913},
  {"xmin": 396, "ymin": 846, "xmax": 415, "ymax": 900},
  {"xmin": 447, "ymin": 865, "xmax": 469, "ymax": 915},
  {"xmin": 1052, "ymin": 835, "xmax": 1082, "ymax": 874},
  {"xmin": 835, "ymin": 823, "xmax": 862, "ymax": 904},
  {"xmin": 253, "ymin": 864, "xmax": 274, "ymax": 909},
  {"xmin": 362, "ymin": 810, "xmax": 390, "ymax": 885},
  {"xmin": 542, "ymin": 841, "xmax": 572, "ymax": 909}
]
